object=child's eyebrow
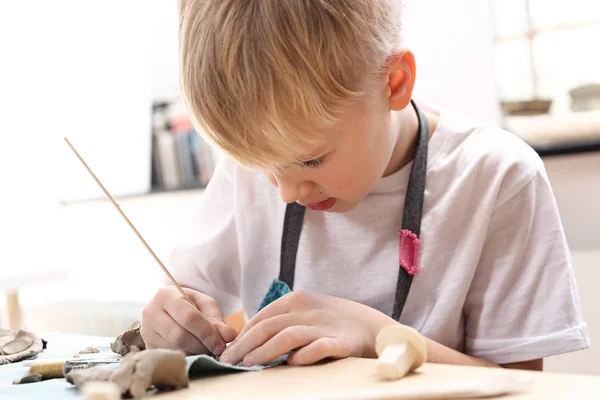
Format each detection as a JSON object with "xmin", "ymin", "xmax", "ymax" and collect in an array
[
  {"xmin": 266, "ymin": 145, "xmax": 333, "ymax": 174},
  {"xmin": 270, "ymin": 152, "xmax": 327, "ymax": 174},
  {"xmin": 298, "ymin": 147, "xmax": 331, "ymax": 162}
]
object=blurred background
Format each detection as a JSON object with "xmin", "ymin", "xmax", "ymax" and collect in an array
[{"xmin": 0, "ymin": 0, "xmax": 598, "ymax": 374}]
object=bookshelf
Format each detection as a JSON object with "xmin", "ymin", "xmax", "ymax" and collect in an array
[
  {"xmin": 150, "ymin": 98, "xmax": 216, "ymax": 194},
  {"xmin": 60, "ymin": 98, "xmax": 215, "ymax": 206}
]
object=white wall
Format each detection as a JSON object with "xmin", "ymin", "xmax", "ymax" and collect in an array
[
  {"xmin": 544, "ymin": 153, "xmax": 600, "ymax": 250},
  {"xmin": 0, "ymin": 1, "xmax": 156, "ymax": 283},
  {"xmin": 150, "ymin": 0, "xmax": 181, "ymax": 101},
  {"xmin": 542, "ymin": 153, "xmax": 600, "ymax": 375},
  {"xmin": 1, "ymin": 1, "xmax": 153, "ymax": 205},
  {"xmin": 403, "ymin": 0, "xmax": 502, "ymax": 125}
]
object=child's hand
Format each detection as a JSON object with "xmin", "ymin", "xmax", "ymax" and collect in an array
[
  {"xmin": 219, "ymin": 291, "xmax": 396, "ymax": 366},
  {"xmin": 140, "ymin": 285, "xmax": 238, "ymax": 356}
]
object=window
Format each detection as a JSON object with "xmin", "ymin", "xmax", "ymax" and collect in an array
[{"xmin": 490, "ymin": 0, "xmax": 600, "ymax": 115}]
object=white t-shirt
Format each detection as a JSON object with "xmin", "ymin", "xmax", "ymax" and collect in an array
[{"xmin": 169, "ymin": 108, "xmax": 590, "ymax": 364}]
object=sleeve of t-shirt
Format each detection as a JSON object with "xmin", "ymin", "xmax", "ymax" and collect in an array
[
  {"xmin": 166, "ymin": 156, "xmax": 242, "ymax": 316},
  {"xmin": 463, "ymin": 167, "xmax": 590, "ymax": 365}
]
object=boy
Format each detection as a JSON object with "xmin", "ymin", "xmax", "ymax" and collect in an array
[{"xmin": 141, "ymin": 0, "xmax": 589, "ymax": 370}]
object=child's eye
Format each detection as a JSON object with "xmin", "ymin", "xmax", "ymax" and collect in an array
[{"xmin": 300, "ymin": 156, "xmax": 326, "ymax": 169}]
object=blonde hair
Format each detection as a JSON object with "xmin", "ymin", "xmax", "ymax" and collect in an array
[{"xmin": 179, "ymin": 0, "xmax": 404, "ymax": 169}]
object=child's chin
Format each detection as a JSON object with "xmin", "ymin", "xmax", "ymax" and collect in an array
[{"xmin": 327, "ymin": 200, "xmax": 356, "ymax": 213}]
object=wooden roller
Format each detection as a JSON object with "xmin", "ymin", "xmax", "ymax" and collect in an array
[
  {"xmin": 375, "ymin": 324, "xmax": 427, "ymax": 380},
  {"xmin": 28, "ymin": 360, "xmax": 65, "ymax": 380}
]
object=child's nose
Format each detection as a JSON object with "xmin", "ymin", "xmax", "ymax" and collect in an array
[{"xmin": 277, "ymin": 178, "xmax": 314, "ymax": 204}]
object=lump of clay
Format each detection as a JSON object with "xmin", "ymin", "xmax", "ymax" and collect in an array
[
  {"xmin": 0, "ymin": 328, "xmax": 45, "ymax": 365},
  {"xmin": 111, "ymin": 349, "xmax": 189, "ymax": 398},
  {"xmin": 66, "ymin": 349, "xmax": 189, "ymax": 399},
  {"xmin": 111, "ymin": 321, "xmax": 145, "ymax": 356},
  {"xmin": 79, "ymin": 346, "xmax": 100, "ymax": 354},
  {"xmin": 66, "ymin": 366, "xmax": 114, "ymax": 388}
]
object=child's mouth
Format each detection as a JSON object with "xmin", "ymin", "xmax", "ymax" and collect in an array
[{"xmin": 306, "ymin": 198, "xmax": 336, "ymax": 211}]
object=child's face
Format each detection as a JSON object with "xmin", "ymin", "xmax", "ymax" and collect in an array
[{"xmin": 264, "ymin": 90, "xmax": 399, "ymax": 213}]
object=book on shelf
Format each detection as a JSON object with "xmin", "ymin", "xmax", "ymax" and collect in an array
[{"xmin": 150, "ymin": 99, "xmax": 216, "ymax": 192}]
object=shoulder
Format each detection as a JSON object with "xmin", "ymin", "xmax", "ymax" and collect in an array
[{"xmin": 432, "ymin": 110, "xmax": 546, "ymax": 210}]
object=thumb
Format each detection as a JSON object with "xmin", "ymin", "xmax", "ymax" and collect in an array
[
  {"xmin": 183, "ymin": 287, "xmax": 225, "ymax": 318},
  {"xmin": 183, "ymin": 287, "xmax": 237, "ymax": 341},
  {"xmin": 215, "ymin": 322, "xmax": 238, "ymax": 343}
]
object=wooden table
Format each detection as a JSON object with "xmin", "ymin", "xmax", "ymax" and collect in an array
[{"xmin": 156, "ymin": 358, "xmax": 600, "ymax": 399}]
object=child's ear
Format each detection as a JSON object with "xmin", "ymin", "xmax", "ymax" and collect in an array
[{"xmin": 385, "ymin": 50, "xmax": 416, "ymax": 111}]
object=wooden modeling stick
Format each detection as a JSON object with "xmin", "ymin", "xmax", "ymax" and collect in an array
[
  {"xmin": 63, "ymin": 137, "xmax": 193, "ymax": 306},
  {"xmin": 375, "ymin": 324, "xmax": 427, "ymax": 380}
]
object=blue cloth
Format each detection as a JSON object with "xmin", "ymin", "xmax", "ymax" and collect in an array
[{"xmin": 257, "ymin": 279, "xmax": 292, "ymax": 313}]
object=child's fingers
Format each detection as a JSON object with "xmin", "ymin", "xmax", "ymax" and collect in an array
[
  {"xmin": 154, "ymin": 310, "xmax": 211, "ymax": 355},
  {"xmin": 241, "ymin": 325, "xmax": 323, "ymax": 367},
  {"xmin": 186, "ymin": 291, "xmax": 238, "ymax": 342},
  {"xmin": 140, "ymin": 314, "xmax": 173, "ymax": 350},
  {"xmin": 236, "ymin": 292, "xmax": 294, "ymax": 339},
  {"xmin": 215, "ymin": 321, "xmax": 238, "ymax": 343},
  {"xmin": 184, "ymin": 288, "xmax": 226, "ymax": 320},
  {"xmin": 184, "ymin": 288, "xmax": 234, "ymax": 330},
  {"xmin": 164, "ymin": 294, "xmax": 226, "ymax": 355},
  {"xmin": 142, "ymin": 314, "xmax": 202, "ymax": 356},
  {"xmin": 285, "ymin": 337, "xmax": 348, "ymax": 366},
  {"xmin": 221, "ymin": 313, "xmax": 304, "ymax": 365},
  {"xmin": 142, "ymin": 326, "xmax": 178, "ymax": 351}
]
